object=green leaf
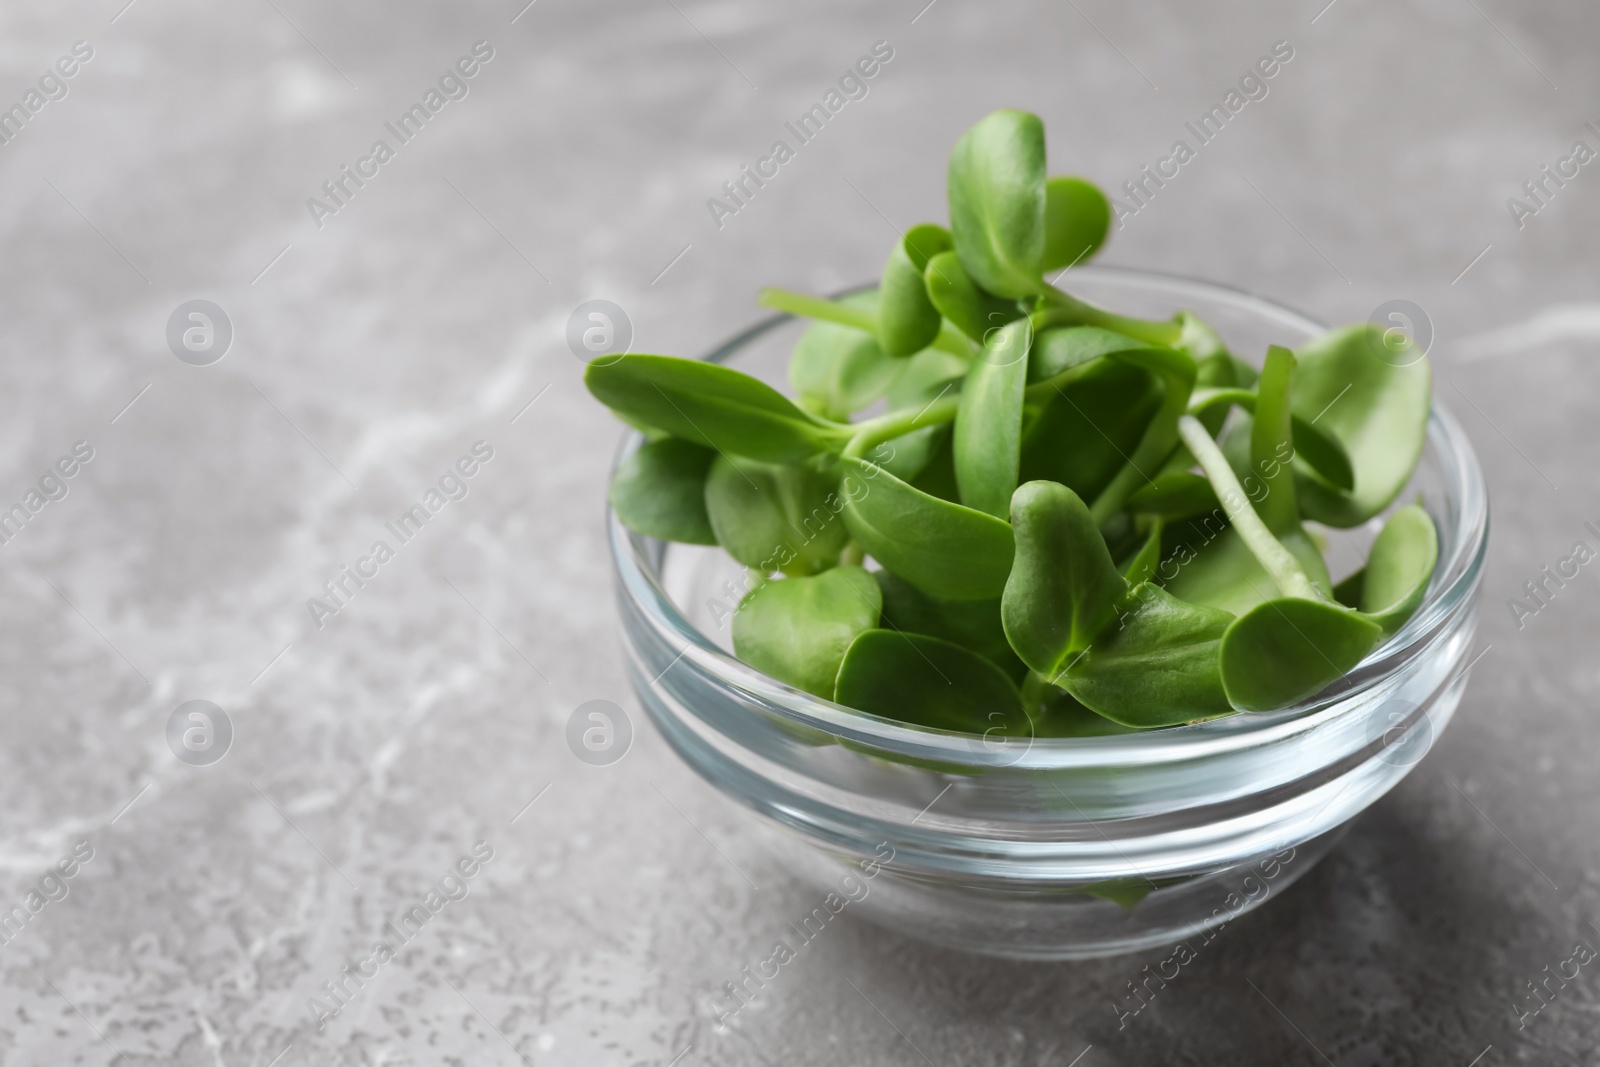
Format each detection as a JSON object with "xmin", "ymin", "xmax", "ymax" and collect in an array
[
  {"xmin": 879, "ymin": 224, "xmax": 954, "ymax": 357},
  {"xmin": 609, "ymin": 437, "xmax": 717, "ymax": 544},
  {"xmin": 1126, "ymin": 472, "xmax": 1218, "ymax": 520},
  {"xmin": 874, "ymin": 570, "xmax": 1026, "ymax": 680},
  {"xmin": 789, "ymin": 292, "xmax": 899, "ymax": 421},
  {"xmin": 733, "ymin": 566, "xmax": 882, "ymax": 698},
  {"xmin": 1162, "ymin": 524, "xmax": 1332, "ymax": 617},
  {"xmin": 1179, "ymin": 313, "xmax": 1259, "ymax": 417},
  {"xmin": 1228, "ymin": 356, "xmax": 1261, "ymax": 390},
  {"xmin": 834, "ymin": 630, "xmax": 1028, "ymax": 735},
  {"xmin": 1027, "ymin": 325, "xmax": 1145, "ymax": 383},
  {"xmin": 1359, "ymin": 504, "xmax": 1438, "ymax": 635},
  {"xmin": 586, "ymin": 354, "xmax": 847, "ymax": 463},
  {"xmin": 1290, "ymin": 415, "xmax": 1355, "ymax": 494},
  {"xmin": 837, "ymin": 455, "xmax": 1014, "ymax": 601},
  {"xmin": 1079, "ymin": 873, "xmax": 1197, "ymax": 907},
  {"xmin": 1250, "ymin": 345, "xmax": 1300, "ymax": 534},
  {"xmin": 947, "ymin": 109, "xmax": 1047, "ymax": 299},
  {"xmin": 909, "ymin": 429, "xmax": 962, "ymax": 502},
  {"xmin": 1291, "ymin": 324, "xmax": 1432, "ymax": 527},
  {"xmin": 1177, "ymin": 311, "xmax": 1230, "ymax": 364},
  {"xmin": 1002, "ymin": 481, "xmax": 1129, "ymax": 676},
  {"xmin": 1085, "ymin": 344, "xmax": 1199, "ymax": 524},
  {"xmin": 875, "ymin": 349, "xmax": 969, "ymax": 482},
  {"xmin": 1020, "ymin": 359, "xmax": 1162, "ymax": 502},
  {"xmin": 1105, "ymin": 343, "xmax": 1197, "ymax": 383},
  {"xmin": 1120, "ymin": 519, "xmax": 1163, "ymax": 584},
  {"xmin": 1179, "ymin": 413, "xmax": 1324, "ymax": 603},
  {"xmin": 1032, "ymin": 687, "xmax": 1142, "ymax": 736},
  {"xmin": 1175, "ymin": 348, "xmax": 1342, "ymax": 616},
  {"xmin": 1193, "ymin": 343, "xmax": 1240, "ymax": 437},
  {"xmin": 1284, "ymin": 528, "xmax": 1338, "ymax": 597},
  {"xmin": 887, "ymin": 347, "xmax": 970, "ymax": 403},
  {"xmin": 869, "ymin": 425, "xmax": 949, "ymax": 486},
  {"xmin": 612, "ymin": 409, "xmax": 671, "ymax": 440},
  {"xmin": 954, "ymin": 318, "xmax": 1032, "ymax": 517},
  {"xmin": 1100, "ymin": 511, "xmax": 1149, "ymax": 572},
  {"xmin": 1080, "ymin": 877, "xmax": 1159, "ymax": 909},
  {"xmin": 924, "ymin": 250, "xmax": 1020, "ymax": 344},
  {"xmin": 1332, "ymin": 566, "xmax": 1365, "ymax": 608},
  {"xmin": 704, "ymin": 455, "xmax": 848, "ymax": 576},
  {"xmin": 1060, "ymin": 583, "xmax": 1236, "ymax": 727},
  {"xmin": 1220, "ymin": 598, "xmax": 1382, "ymax": 712},
  {"xmin": 1042, "ymin": 176, "xmax": 1111, "ymax": 271},
  {"xmin": 1189, "ymin": 389, "xmax": 1354, "ymax": 493}
]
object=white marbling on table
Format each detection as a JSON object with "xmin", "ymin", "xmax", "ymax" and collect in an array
[{"xmin": 0, "ymin": 0, "xmax": 1596, "ymax": 1063}]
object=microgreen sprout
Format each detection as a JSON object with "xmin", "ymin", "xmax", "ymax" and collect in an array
[{"xmin": 589, "ymin": 109, "xmax": 1436, "ymax": 731}]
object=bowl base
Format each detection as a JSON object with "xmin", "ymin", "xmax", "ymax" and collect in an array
[{"xmin": 751, "ymin": 818, "xmax": 1347, "ymax": 961}]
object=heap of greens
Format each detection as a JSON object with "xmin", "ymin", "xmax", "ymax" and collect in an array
[{"xmin": 589, "ymin": 109, "xmax": 1436, "ymax": 737}]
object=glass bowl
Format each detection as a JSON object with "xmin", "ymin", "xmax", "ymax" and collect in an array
[{"xmin": 607, "ymin": 266, "xmax": 1487, "ymax": 960}]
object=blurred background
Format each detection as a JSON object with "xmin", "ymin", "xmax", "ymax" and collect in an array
[{"xmin": 0, "ymin": 0, "xmax": 1595, "ymax": 1063}]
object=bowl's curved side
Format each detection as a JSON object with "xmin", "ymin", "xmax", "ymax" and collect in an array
[
  {"xmin": 622, "ymin": 560, "xmax": 1475, "ymax": 879},
  {"xmin": 605, "ymin": 267, "xmax": 1488, "ymax": 958}
]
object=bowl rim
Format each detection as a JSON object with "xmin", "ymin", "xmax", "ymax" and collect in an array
[{"xmin": 607, "ymin": 264, "xmax": 1488, "ymax": 769}]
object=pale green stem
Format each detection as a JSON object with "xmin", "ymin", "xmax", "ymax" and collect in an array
[
  {"xmin": 1041, "ymin": 285, "xmax": 1184, "ymax": 347},
  {"xmin": 759, "ymin": 287, "xmax": 876, "ymax": 331},
  {"xmin": 934, "ymin": 320, "xmax": 980, "ymax": 356},
  {"xmin": 1020, "ymin": 670, "xmax": 1056, "ymax": 720},
  {"xmin": 1186, "ymin": 387, "xmax": 1252, "ymax": 417},
  {"xmin": 828, "ymin": 294, "xmax": 1189, "ymax": 466},
  {"xmin": 1089, "ymin": 463, "xmax": 1148, "ymax": 528},
  {"xmin": 1177, "ymin": 415, "xmax": 1321, "ymax": 601},
  {"xmin": 843, "ymin": 393, "xmax": 962, "ymax": 458},
  {"xmin": 844, "ymin": 315, "xmax": 1108, "ymax": 459},
  {"xmin": 758, "ymin": 288, "xmax": 975, "ymax": 358},
  {"xmin": 1020, "ymin": 361, "xmax": 1100, "ymax": 403}
]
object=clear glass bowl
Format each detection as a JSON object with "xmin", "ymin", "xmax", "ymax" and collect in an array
[{"xmin": 608, "ymin": 266, "xmax": 1488, "ymax": 959}]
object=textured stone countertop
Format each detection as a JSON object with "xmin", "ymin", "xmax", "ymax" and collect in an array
[{"xmin": 0, "ymin": 0, "xmax": 1596, "ymax": 1063}]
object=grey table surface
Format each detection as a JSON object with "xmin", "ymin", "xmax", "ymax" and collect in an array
[{"xmin": 0, "ymin": 0, "xmax": 1594, "ymax": 1064}]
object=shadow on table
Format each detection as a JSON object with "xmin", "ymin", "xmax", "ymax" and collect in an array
[{"xmin": 820, "ymin": 792, "xmax": 1564, "ymax": 1067}]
